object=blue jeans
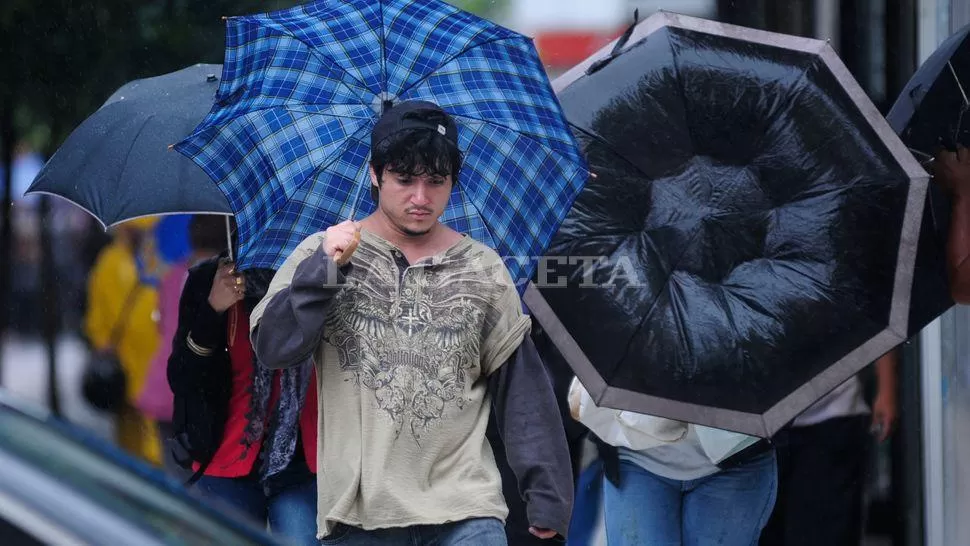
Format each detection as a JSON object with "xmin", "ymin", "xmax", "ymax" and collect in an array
[
  {"xmin": 568, "ymin": 459, "xmax": 604, "ymax": 545},
  {"xmin": 318, "ymin": 517, "xmax": 507, "ymax": 546},
  {"xmin": 196, "ymin": 475, "xmax": 317, "ymax": 546},
  {"xmin": 603, "ymin": 451, "xmax": 777, "ymax": 546}
]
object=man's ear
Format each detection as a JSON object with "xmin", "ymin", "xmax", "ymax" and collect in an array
[
  {"xmin": 369, "ymin": 165, "xmax": 380, "ymax": 202},
  {"xmin": 369, "ymin": 165, "xmax": 380, "ymax": 188}
]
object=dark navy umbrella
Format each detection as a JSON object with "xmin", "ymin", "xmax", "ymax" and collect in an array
[
  {"xmin": 26, "ymin": 64, "xmax": 231, "ymax": 228},
  {"xmin": 888, "ymin": 23, "xmax": 970, "ymax": 158},
  {"xmin": 525, "ymin": 12, "xmax": 928, "ymax": 437},
  {"xmin": 886, "ymin": 24, "xmax": 970, "ymax": 334}
]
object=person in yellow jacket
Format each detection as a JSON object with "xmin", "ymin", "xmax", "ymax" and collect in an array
[{"xmin": 84, "ymin": 217, "xmax": 162, "ymax": 464}]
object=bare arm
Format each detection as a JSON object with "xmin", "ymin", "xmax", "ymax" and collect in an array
[
  {"xmin": 871, "ymin": 349, "xmax": 898, "ymax": 443},
  {"xmin": 935, "ymin": 147, "xmax": 970, "ymax": 302},
  {"xmin": 948, "ymin": 194, "xmax": 970, "ymax": 302}
]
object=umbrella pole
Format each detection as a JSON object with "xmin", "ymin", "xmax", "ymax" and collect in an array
[
  {"xmin": 948, "ymin": 61, "xmax": 970, "ymax": 106},
  {"xmin": 225, "ymin": 215, "xmax": 234, "ymax": 263}
]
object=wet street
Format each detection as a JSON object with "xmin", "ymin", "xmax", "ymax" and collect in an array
[{"xmin": 0, "ymin": 333, "xmax": 113, "ymax": 442}]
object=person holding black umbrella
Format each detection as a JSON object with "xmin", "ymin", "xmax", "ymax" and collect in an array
[
  {"xmin": 569, "ymin": 378, "xmax": 777, "ymax": 546},
  {"xmin": 166, "ymin": 218, "xmax": 319, "ymax": 545}
]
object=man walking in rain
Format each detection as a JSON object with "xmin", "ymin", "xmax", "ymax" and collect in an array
[{"xmin": 250, "ymin": 100, "xmax": 573, "ymax": 545}]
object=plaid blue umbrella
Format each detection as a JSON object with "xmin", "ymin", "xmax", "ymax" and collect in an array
[{"xmin": 175, "ymin": 0, "xmax": 587, "ymax": 283}]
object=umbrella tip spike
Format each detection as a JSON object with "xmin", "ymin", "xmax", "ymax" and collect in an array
[{"xmin": 167, "ymin": 144, "xmax": 175, "ymax": 150}]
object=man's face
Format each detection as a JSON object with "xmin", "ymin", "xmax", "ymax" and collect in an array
[{"xmin": 370, "ymin": 166, "xmax": 453, "ymax": 237}]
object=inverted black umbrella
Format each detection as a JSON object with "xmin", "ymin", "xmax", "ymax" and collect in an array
[
  {"xmin": 525, "ymin": 12, "xmax": 928, "ymax": 437},
  {"xmin": 26, "ymin": 64, "xmax": 231, "ymax": 228},
  {"xmin": 885, "ymin": 24, "xmax": 970, "ymax": 334}
]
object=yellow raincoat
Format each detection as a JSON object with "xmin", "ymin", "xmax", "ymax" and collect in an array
[{"xmin": 84, "ymin": 236, "xmax": 161, "ymax": 464}]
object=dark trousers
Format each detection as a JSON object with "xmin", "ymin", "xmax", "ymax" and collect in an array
[{"xmin": 759, "ymin": 415, "xmax": 871, "ymax": 546}]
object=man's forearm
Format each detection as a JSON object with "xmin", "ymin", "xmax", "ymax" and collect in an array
[
  {"xmin": 489, "ymin": 336, "xmax": 574, "ymax": 538},
  {"xmin": 253, "ymin": 248, "xmax": 345, "ymax": 369},
  {"xmin": 875, "ymin": 349, "xmax": 898, "ymax": 396}
]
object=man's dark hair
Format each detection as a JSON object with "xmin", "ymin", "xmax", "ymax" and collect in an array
[
  {"xmin": 188, "ymin": 215, "xmax": 230, "ymax": 253},
  {"xmin": 369, "ymin": 108, "xmax": 463, "ymax": 202}
]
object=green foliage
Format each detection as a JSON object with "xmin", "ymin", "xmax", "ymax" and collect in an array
[
  {"xmin": 1, "ymin": 0, "xmax": 301, "ymax": 155},
  {"xmin": 2, "ymin": 0, "xmax": 509, "ymax": 155}
]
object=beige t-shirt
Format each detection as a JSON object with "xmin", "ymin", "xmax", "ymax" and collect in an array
[{"xmin": 252, "ymin": 230, "xmax": 530, "ymax": 537}]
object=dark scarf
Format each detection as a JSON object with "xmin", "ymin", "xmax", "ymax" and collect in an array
[{"xmin": 238, "ymin": 267, "xmax": 313, "ymax": 480}]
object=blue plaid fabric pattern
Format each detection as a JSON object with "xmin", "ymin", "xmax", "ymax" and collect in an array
[{"xmin": 176, "ymin": 0, "xmax": 587, "ymax": 285}]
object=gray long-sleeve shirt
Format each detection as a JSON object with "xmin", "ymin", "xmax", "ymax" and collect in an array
[{"xmin": 250, "ymin": 231, "xmax": 573, "ymax": 539}]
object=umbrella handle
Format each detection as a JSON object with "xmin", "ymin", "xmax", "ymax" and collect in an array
[
  {"xmin": 225, "ymin": 216, "xmax": 234, "ymax": 263},
  {"xmin": 333, "ymin": 228, "xmax": 361, "ymax": 266}
]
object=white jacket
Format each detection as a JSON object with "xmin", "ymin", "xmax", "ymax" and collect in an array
[{"xmin": 568, "ymin": 377, "xmax": 759, "ymax": 464}]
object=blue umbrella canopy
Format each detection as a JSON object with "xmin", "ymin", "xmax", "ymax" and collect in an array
[{"xmin": 175, "ymin": 0, "xmax": 588, "ymax": 284}]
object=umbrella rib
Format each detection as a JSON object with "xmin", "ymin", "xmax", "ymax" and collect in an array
[
  {"xmin": 396, "ymin": 36, "xmax": 524, "ymax": 97},
  {"xmin": 609, "ymin": 215, "xmax": 718, "ymax": 382},
  {"xmin": 547, "ymin": 122, "xmax": 657, "ymax": 249},
  {"xmin": 379, "ymin": 0, "xmax": 388, "ymax": 104},
  {"xmin": 908, "ymin": 147, "xmax": 935, "ymax": 162},
  {"xmin": 110, "ymin": 113, "xmax": 161, "ymax": 219},
  {"xmin": 667, "ymin": 32, "xmax": 696, "ymax": 158},
  {"xmin": 672, "ymin": 283, "xmax": 696, "ymax": 371},
  {"xmin": 253, "ymin": 17, "xmax": 377, "ymax": 102},
  {"xmin": 612, "ymin": 253, "xmax": 697, "ymax": 381},
  {"xmin": 22, "ymin": 191, "xmax": 108, "ymax": 231},
  {"xmin": 256, "ymin": 122, "xmax": 373, "ymax": 239},
  {"xmin": 181, "ymin": 104, "xmax": 373, "ymax": 148},
  {"xmin": 178, "ymin": 103, "xmax": 373, "ymax": 153},
  {"xmin": 294, "ymin": 122, "xmax": 371, "ymax": 195},
  {"xmin": 446, "ymin": 113, "xmax": 585, "ymax": 251},
  {"xmin": 209, "ymin": 103, "xmax": 373, "ymax": 123},
  {"xmin": 713, "ymin": 285, "xmax": 744, "ymax": 353},
  {"xmin": 448, "ymin": 185, "xmax": 498, "ymax": 255},
  {"xmin": 948, "ymin": 61, "xmax": 970, "ymax": 106},
  {"xmin": 566, "ymin": 123, "xmax": 651, "ymax": 180},
  {"xmin": 450, "ymin": 113, "xmax": 586, "ymax": 183},
  {"xmin": 450, "ymin": 112, "xmax": 578, "ymax": 155}
]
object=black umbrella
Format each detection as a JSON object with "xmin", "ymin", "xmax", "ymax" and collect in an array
[
  {"xmin": 885, "ymin": 24, "xmax": 970, "ymax": 334},
  {"xmin": 525, "ymin": 12, "xmax": 928, "ymax": 437},
  {"xmin": 26, "ymin": 64, "xmax": 231, "ymax": 228}
]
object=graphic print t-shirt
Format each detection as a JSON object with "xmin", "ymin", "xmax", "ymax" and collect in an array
[{"xmin": 254, "ymin": 230, "xmax": 530, "ymax": 536}]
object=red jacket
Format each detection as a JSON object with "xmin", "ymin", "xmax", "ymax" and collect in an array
[{"xmin": 198, "ymin": 302, "xmax": 317, "ymax": 477}]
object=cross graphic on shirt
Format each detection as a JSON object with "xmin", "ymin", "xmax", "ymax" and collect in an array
[{"xmin": 400, "ymin": 306, "xmax": 422, "ymax": 335}]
